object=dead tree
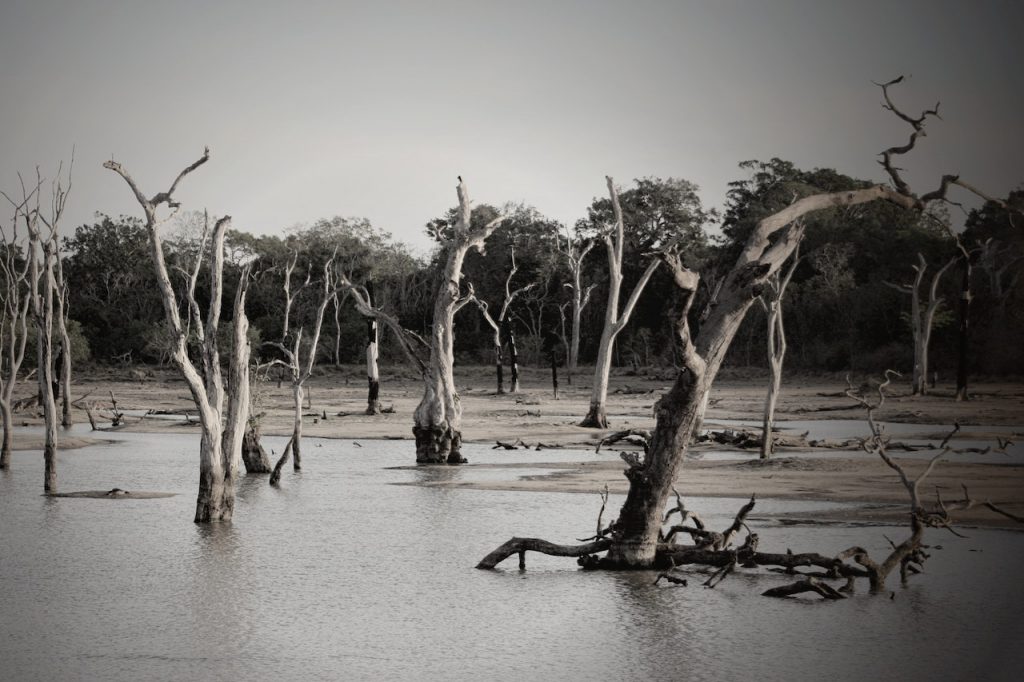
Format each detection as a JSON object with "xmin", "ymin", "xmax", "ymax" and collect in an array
[
  {"xmin": 885, "ymin": 252, "xmax": 956, "ymax": 395},
  {"xmin": 558, "ymin": 227, "xmax": 596, "ymax": 384},
  {"xmin": 412, "ymin": 178, "xmax": 503, "ymax": 463},
  {"xmin": 48, "ymin": 208, "xmax": 73, "ymax": 427},
  {"xmin": 105, "ymin": 148, "xmax": 253, "ymax": 522},
  {"xmin": 266, "ymin": 251, "xmax": 336, "ymax": 475},
  {"xmin": 758, "ymin": 239, "xmax": 801, "ymax": 459},
  {"xmin": 0, "ymin": 190, "xmax": 34, "ymax": 470},
  {"xmin": 471, "ymin": 246, "xmax": 535, "ymax": 394},
  {"xmin": 480, "ymin": 76, "xmax": 1019, "ymax": 571},
  {"xmin": 363, "ymin": 283, "xmax": 381, "ymax": 414},
  {"xmin": 11, "ymin": 171, "xmax": 63, "ymax": 493},
  {"xmin": 580, "ymin": 177, "xmax": 661, "ymax": 428}
]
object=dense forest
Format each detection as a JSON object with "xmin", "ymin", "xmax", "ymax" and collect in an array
[{"xmin": 59, "ymin": 158, "xmax": 1022, "ymax": 379}]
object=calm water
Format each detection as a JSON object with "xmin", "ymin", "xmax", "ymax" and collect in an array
[{"xmin": 2, "ymin": 427, "xmax": 1024, "ymax": 681}]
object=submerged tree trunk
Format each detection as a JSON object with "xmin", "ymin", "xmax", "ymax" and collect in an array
[
  {"xmin": 413, "ymin": 179, "xmax": 503, "ymax": 464},
  {"xmin": 292, "ymin": 382, "xmax": 303, "ymax": 470},
  {"xmin": 106, "ymin": 150, "xmax": 251, "ymax": 522},
  {"xmin": 241, "ymin": 422, "xmax": 272, "ymax": 474},
  {"xmin": 0, "ymin": 403, "xmax": 11, "ymax": 469}
]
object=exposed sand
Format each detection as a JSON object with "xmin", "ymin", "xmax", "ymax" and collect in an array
[{"xmin": 19, "ymin": 364, "xmax": 1024, "ymax": 526}]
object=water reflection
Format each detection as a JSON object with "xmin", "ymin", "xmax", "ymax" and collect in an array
[{"xmin": 2, "ymin": 431, "xmax": 1024, "ymax": 681}]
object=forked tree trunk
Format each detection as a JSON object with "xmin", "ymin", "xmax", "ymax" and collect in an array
[
  {"xmin": 604, "ymin": 184, "xmax": 916, "ymax": 567},
  {"xmin": 24, "ymin": 195, "xmax": 61, "ymax": 493},
  {"xmin": 106, "ymin": 149, "xmax": 251, "ymax": 522},
  {"xmin": 0, "ymin": 245, "xmax": 29, "ymax": 470},
  {"xmin": 581, "ymin": 177, "xmax": 660, "ymax": 429},
  {"xmin": 887, "ymin": 253, "xmax": 955, "ymax": 396},
  {"xmin": 759, "ymin": 246, "xmax": 800, "ymax": 459},
  {"xmin": 413, "ymin": 179, "xmax": 503, "ymax": 464}
]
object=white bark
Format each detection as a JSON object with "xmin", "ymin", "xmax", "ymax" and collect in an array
[
  {"xmin": 0, "ymin": 199, "xmax": 32, "ymax": 469},
  {"xmin": 759, "ymin": 242, "xmax": 801, "ymax": 459},
  {"xmin": 412, "ymin": 179, "xmax": 503, "ymax": 463},
  {"xmin": 581, "ymin": 177, "xmax": 660, "ymax": 428},
  {"xmin": 104, "ymin": 149, "xmax": 250, "ymax": 522},
  {"xmin": 886, "ymin": 253, "xmax": 956, "ymax": 395},
  {"xmin": 559, "ymin": 228, "xmax": 596, "ymax": 378}
]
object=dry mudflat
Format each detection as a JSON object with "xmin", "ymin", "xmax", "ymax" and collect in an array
[{"xmin": 17, "ymin": 364, "xmax": 1024, "ymax": 527}]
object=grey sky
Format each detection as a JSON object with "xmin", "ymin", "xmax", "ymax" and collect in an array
[{"xmin": 2, "ymin": 0, "xmax": 1021, "ymax": 253}]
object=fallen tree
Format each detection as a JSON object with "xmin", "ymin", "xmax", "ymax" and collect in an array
[{"xmin": 478, "ymin": 77, "xmax": 1022, "ymax": 589}]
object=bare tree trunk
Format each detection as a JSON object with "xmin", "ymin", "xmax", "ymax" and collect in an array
[
  {"xmin": 105, "ymin": 149, "xmax": 251, "ymax": 522},
  {"xmin": 0, "ymin": 208, "xmax": 30, "ymax": 470},
  {"xmin": 241, "ymin": 422, "xmax": 271, "ymax": 474},
  {"xmin": 955, "ymin": 255, "xmax": 972, "ymax": 401},
  {"xmin": 413, "ymin": 179, "xmax": 503, "ymax": 464},
  {"xmin": 292, "ymin": 382, "xmax": 303, "ymax": 470},
  {"xmin": 759, "ymin": 245, "xmax": 800, "ymax": 459},
  {"xmin": 887, "ymin": 253, "xmax": 955, "ymax": 396},
  {"xmin": 0, "ymin": 402, "xmax": 12, "ymax": 469},
  {"xmin": 504, "ymin": 319, "xmax": 521, "ymax": 393},
  {"xmin": 559, "ymin": 228, "xmax": 595, "ymax": 380},
  {"xmin": 366, "ymin": 316, "xmax": 381, "ymax": 414},
  {"xmin": 333, "ymin": 295, "xmax": 342, "ymax": 366},
  {"xmin": 53, "ymin": 253, "xmax": 73, "ymax": 427},
  {"xmin": 581, "ymin": 177, "xmax": 660, "ymax": 429},
  {"xmin": 21, "ymin": 171, "xmax": 64, "ymax": 494}
]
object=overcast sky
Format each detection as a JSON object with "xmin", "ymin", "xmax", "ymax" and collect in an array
[{"xmin": 2, "ymin": 0, "xmax": 1021, "ymax": 253}]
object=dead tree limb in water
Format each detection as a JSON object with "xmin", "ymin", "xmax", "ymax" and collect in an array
[
  {"xmin": 480, "ymin": 76, "xmax": 1022, "ymax": 577},
  {"xmin": 884, "ymin": 252, "xmax": 955, "ymax": 396},
  {"xmin": 758, "ymin": 238, "xmax": 802, "ymax": 459},
  {"xmin": 581, "ymin": 177, "xmax": 661, "ymax": 428},
  {"xmin": 105, "ymin": 148, "xmax": 253, "ymax": 522}
]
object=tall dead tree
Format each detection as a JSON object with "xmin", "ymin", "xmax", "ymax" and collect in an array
[
  {"xmin": 105, "ymin": 148, "xmax": 253, "ymax": 522},
  {"xmin": 52, "ymin": 242, "xmax": 73, "ymax": 426},
  {"xmin": 472, "ymin": 247, "xmax": 535, "ymax": 394},
  {"xmin": 266, "ymin": 251, "xmax": 336, "ymax": 478},
  {"xmin": 580, "ymin": 177, "xmax": 661, "ymax": 428},
  {"xmin": 758, "ymin": 239, "xmax": 801, "ymax": 459},
  {"xmin": 0, "ymin": 192, "xmax": 33, "ymax": 470},
  {"xmin": 408, "ymin": 179, "xmax": 503, "ymax": 463},
  {"xmin": 481, "ymin": 76, "xmax": 1018, "ymax": 571},
  {"xmin": 5, "ymin": 168, "xmax": 69, "ymax": 492},
  {"xmin": 558, "ymin": 227, "xmax": 596, "ymax": 384},
  {"xmin": 885, "ymin": 252, "xmax": 955, "ymax": 395}
]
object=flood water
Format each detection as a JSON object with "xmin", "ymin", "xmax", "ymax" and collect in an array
[{"xmin": 2, "ymin": 427, "xmax": 1024, "ymax": 681}]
